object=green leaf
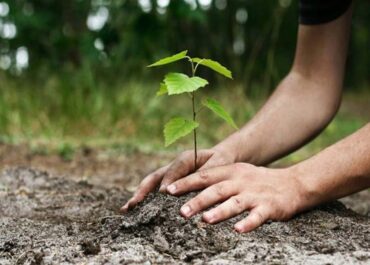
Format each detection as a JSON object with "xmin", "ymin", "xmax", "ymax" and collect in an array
[
  {"xmin": 164, "ymin": 73, "xmax": 208, "ymax": 95},
  {"xmin": 156, "ymin": 82, "xmax": 168, "ymax": 96},
  {"xmin": 164, "ymin": 117, "xmax": 199, "ymax": 147},
  {"xmin": 192, "ymin": 58, "xmax": 233, "ymax": 79},
  {"xmin": 203, "ymin": 98, "xmax": 238, "ymax": 129},
  {"xmin": 148, "ymin": 50, "xmax": 188, "ymax": 67}
]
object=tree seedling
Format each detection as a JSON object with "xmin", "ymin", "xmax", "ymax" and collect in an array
[{"xmin": 148, "ymin": 50, "xmax": 238, "ymax": 170}]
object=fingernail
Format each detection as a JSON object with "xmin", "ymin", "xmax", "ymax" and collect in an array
[
  {"xmin": 120, "ymin": 204, "xmax": 128, "ymax": 213},
  {"xmin": 167, "ymin": 184, "xmax": 177, "ymax": 194},
  {"xmin": 180, "ymin": 205, "xmax": 192, "ymax": 217},
  {"xmin": 159, "ymin": 184, "xmax": 166, "ymax": 192},
  {"xmin": 234, "ymin": 223, "xmax": 244, "ymax": 233},
  {"xmin": 203, "ymin": 212, "xmax": 215, "ymax": 223}
]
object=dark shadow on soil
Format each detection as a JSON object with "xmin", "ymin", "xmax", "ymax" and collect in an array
[{"xmin": 1, "ymin": 168, "xmax": 369, "ymax": 264}]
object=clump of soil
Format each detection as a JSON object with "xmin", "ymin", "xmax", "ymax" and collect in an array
[
  {"xmin": 112, "ymin": 192, "xmax": 240, "ymax": 262},
  {"xmin": 80, "ymin": 240, "xmax": 101, "ymax": 256},
  {"xmin": 1, "ymin": 168, "xmax": 369, "ymax": 264}
]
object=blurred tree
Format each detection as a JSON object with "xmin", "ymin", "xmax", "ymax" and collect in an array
[
  {"xmin": 0, "ymin": 0, "xmax": 369, "ymax": 91},
  {"xmin": 4, "ymin": 1, "xmax": 91, "ymax": 67}
]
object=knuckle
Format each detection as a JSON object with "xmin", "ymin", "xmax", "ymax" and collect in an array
[
  {"xmin": 213, "ymin": 184, "xmax": 225, "ymax": 198},
  {"xmin": 233, "ymin": 162, "xmax": 255, "ymax": 172},
  {"xmin": 232, "ymin": 163, "xmax": 247, "ymax": 173},
  {"xmin": 231, "ymin": 196, "xmax": 244, "ymax": 211},
  {"xmin": 198, "ymin": 169, "xmax": 210, "ymax": 182}
]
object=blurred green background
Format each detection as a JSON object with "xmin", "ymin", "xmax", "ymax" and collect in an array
[{"xmin": 0, "ymin": 0, "xmax": 368, "ymax": 163}]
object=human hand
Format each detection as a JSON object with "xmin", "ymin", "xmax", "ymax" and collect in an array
[
  {"xmin": 120, "ymin": 147, "xmax": 237, "ymax": 213},
  {"xmin": 166, "ymin": 163, "xmax": 305, "ymax": 233}
]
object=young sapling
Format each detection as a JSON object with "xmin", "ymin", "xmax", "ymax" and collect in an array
[{"xmin": 148, "ymin": 50, "xmax": 238, "ymax": 171}]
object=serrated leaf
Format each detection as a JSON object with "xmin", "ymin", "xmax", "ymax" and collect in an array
[
  {"xmin": 192, "ymin": 58, "xmax": 233, "ymax": 79},
  {"xmin": 164, "ymin": 117, "xmax": 199, "ymax": 147},
  {"xmin": 164, "ymin": 73, "xmax": 208, "ymax": 95},
  {"xmin": 156, "ymin": 82, "xmax": 168, "ymax": 96},
  {"xmin": 203, "ymin": 98, "xmax": 238, "ymax": 129},
  {"xmin": 148, "ymin": 50, "xmax": 188, "ymax": 67}
]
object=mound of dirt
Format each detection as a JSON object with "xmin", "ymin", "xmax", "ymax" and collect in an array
[{"xmin": 0, "ymin": 168, "xmax": 369, "ymax": 264}]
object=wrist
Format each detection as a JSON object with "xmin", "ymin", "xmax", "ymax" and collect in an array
[
  {"xmin": 212, "ymin": 132, "xmax": 244, "ymax": 163},
  {"xmin": 287, "ymin": 163, "xmax": 324, "ymax": 212}
]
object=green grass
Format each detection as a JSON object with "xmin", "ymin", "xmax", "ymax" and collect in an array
[
  {"xmin": 0, "ymin": 74, "xmax": 254, "ymax": 151},
  {"xmin": 0, "ymin": 74, "xmax": 367, "ymax": 164}
]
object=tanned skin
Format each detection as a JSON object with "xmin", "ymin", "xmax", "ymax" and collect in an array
[{"xmin": 122, "ymin": 5, "xmax": 370, "ymax": 233}]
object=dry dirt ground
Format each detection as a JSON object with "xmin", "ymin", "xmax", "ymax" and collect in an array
[{"xmin": 0, "ymin": 144, "xmax": 370, "ymax": 264}]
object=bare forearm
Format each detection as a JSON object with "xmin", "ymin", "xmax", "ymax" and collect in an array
[
  {"xmin": 214, "ymin": 7, "xmax": 351, "ymax": 165},
  {"xmin": 214, "ymin": 72, "xmax": 341, "ymax": 165},
  {"xmin": 292, "ymin": 123, "xmax": 370, "ymax": 209}
]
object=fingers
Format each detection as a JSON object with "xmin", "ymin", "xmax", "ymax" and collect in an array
[
  {"xmin": 202, "ymin": 195, "xmax": 251, "ymax": 224},
  {"xmin": 179, "ymin": 180, "xmax": 238, "ymax": 218},
  {"xmin": 121, "ymin": 149, "xmax": 216, "ymax": 213},
  {"xmin": 166, "ymin": 165, "xmax": 232, "ymax": 195},
  {"xmin": 234, "ymin": 206, "xmax": 270, "ymax": 233},
  {"xmin": 120, "ymin": 165, "xmax": 169, "ymax": 213},
  {"xmin": 159, "ymin": 150, "xmax": 213, "ymax": 192}
]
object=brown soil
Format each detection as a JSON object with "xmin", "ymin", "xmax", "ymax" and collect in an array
[
  {"xmin": 0, "ymin": 143, "xmax": 370, "ymax": 264},
  {"xmin": 1, "ymin": 167, "xmax": 370, "ymax": 264},
  {"xmin": 0, "ymin": 143, "xmax": 172, "ymax": 190}
]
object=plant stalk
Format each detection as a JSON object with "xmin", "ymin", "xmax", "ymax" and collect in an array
[
  {"xmin": 192, "ymin": 91, "xmax": 197, "ymax": 172},
  {"xmin": 188, "ymin": 56, "xmax": 198, "ymax": 172}
]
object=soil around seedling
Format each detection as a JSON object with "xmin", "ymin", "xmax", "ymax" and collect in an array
[{"xmin": 1, "ymin": 167, "xmax": 370, "ymax": 264}]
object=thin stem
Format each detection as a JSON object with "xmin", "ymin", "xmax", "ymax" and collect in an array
[
  {"xmin": 186, "ymin": 56, "xmax": 196, "ymax": 75},
  {"xmin": 194, "ymin": 59, "xmax": 204, "ymax": 73},
  {"xmin": 192, "ymin": 91, "xmax": 197, "ymax": 172},
  {"xmin": 187, "ymin": 56, "xmax": 198, "ymax": 171}
]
